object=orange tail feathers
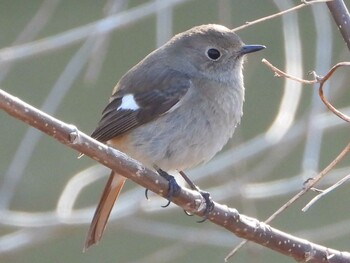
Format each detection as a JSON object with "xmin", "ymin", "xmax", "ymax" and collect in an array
[{"xmin": 84, "ymin": 171, "xmax": 126, "ymax": 251}]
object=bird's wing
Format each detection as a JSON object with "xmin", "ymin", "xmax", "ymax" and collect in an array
[{"xmin": 91, "ymin": 72, "xmax": 192, "ymax": 142}]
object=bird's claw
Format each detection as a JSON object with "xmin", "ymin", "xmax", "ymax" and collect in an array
[
  {"xmin": 145, "ymin": 188, "xmax": 150, "ymax": 200},
  {"xmin": 197, "ymin": 190, "xmax": 214, "ymax": 223},
  {"xmin": 183, "ymin": 190, "xmax": 214, "ymax": 221}
]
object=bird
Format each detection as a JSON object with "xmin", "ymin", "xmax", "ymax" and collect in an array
[{"xmin": 84, "ymin": 24, "xmax": 265, "ymax": 250}]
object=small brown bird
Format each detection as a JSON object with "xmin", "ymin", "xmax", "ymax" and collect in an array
[{"xmin": 84, "ymin": 24, "xmax": 265, "ymax": 250}]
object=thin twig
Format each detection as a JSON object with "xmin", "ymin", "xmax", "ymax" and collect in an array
[
  {"xmin": 302, "ymin": 173, "xmax": 350, "ymax": 211},
  {"xmin": 262, "ymin": 59, "xmax": 350, "ymax": 123},
  {"xmin": 262, "ymin": 59, "xmax": 317, "ymax": 84},
  {"xmin": 268, "ymin": 142, "xmax": 350, "ymax": 221},
  {"xmin": 318, "ymin": 62, "xmax": 350, "ymax": 123},
  {"xmin": 232, "ymin": 0, "xmax": 333, "ymax": 32}
]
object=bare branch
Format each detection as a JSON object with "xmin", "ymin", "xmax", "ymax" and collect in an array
[
  {"xmin": 1, "ymin": 88, "xmax": 350, "ymax": 262},
  {"xmin": 326, "ymin": 0, "xmax": 350, "ymax": 50},
  {"xmin": 262, "ymin": 59, "xmax": 350, "ymax": 123}
]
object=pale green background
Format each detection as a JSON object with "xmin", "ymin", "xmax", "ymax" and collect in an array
[{"xmin": 0, "ymin": 0, "xmax": 349, "ymax": 262}]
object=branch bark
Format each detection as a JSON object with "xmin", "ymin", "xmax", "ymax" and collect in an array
[
  {"xmin": 326, "ymin": 0, "xmax": 350, "ymax": 50},
  {"xmin": 1, "ymin": 88, "xmax": 350, "ymax": 262}
]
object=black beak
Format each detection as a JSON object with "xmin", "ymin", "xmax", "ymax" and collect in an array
[{"xmin": 240, "ymin": 44, "xmax": 266, "ymax": 55}]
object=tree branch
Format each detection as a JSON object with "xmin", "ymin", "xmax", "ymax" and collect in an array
[
  {"xmin": 326, "ymin": 0, "xmax": 350, "ymax": 51},
  {"xmin": 1, "ymin": 88, "xmax": 350, "ymax": 262}
]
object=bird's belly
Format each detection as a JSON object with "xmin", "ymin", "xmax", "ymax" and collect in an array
[{"xmin": 112, "ymin": 103, "xmax": 239, "ymax": 171}]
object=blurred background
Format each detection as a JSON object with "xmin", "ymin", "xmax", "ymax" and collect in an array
[{"xmin": 0, "ymin": 0, "xmax": 349, "ymax": 262}]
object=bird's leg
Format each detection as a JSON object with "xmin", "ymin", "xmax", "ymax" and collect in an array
[
  {"xmin": 144, "ymin": 166, "xmax": 181, "ymax": 207},
  {"xmin": 179, "ymin": 171, "xmax": 214, "ymax": 222},
  {"xmin": 157, "ymin": 168, "xmax": 181, "ymax": 207}
]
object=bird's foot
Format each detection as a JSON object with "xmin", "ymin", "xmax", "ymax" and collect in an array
[
  {"xmin": 196, "ymin": 189, "xmax": 214, "ymax": 222},
  {"xmin": 144, "ymin": 168, "xmax": 181, "ymax": 207},
  {"xmin": 178, "ymin": 171, "xmax": 214, "ymax": 222},
  {"xmin": 157, "ymin": 168, "xmax": 181, "ymax": 207}
]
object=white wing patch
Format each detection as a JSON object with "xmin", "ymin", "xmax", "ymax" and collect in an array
[{"xmin": 117, "ymin": 94, "xmax": 140, "ymax": 111}]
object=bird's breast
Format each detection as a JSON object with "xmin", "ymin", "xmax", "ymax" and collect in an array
[{"xmin": 116, "ymin": 82, "xmax": 244, "ymax": 171}]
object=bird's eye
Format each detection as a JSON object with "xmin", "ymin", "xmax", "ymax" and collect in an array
[{"xmin": 206, "ymin": 48, "xmax": 221, "ymax": 61}]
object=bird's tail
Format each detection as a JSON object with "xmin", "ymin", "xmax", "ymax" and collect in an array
[{"xmin": 84, "ymin": 171, "xmax": 126, "ymax": 251}]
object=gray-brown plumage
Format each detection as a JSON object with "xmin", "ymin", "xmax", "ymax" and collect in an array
[{"xmin": 85, "ymin": 24, "xmax": 265, "ymax": 250}]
